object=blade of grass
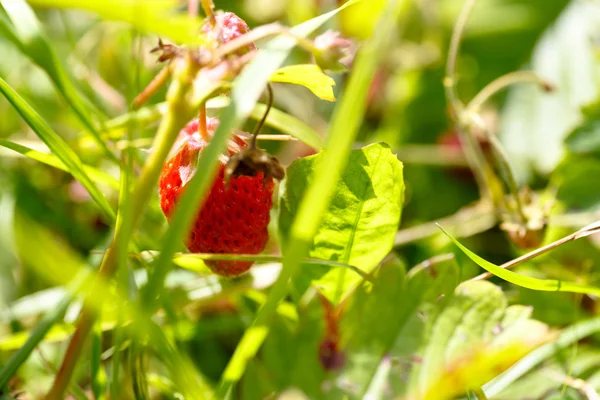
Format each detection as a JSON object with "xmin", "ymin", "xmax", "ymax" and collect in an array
[
  {"xmin": 483, "ymin": 317, "xmax": 600, "ymax": 396},
  {"xmin": 217, "ymin": 0, "xmax": 409, "ymax": 394},
  {"xmin": 109, "ymin": 319, "xmax": 124, "ymax": 399},
  {"xmin": 0, "ymin": 270, "xmax": 90, "ymax": 389},
  {"xmin": 27, "ymin": 0, "xmax": 204, "ymax": 45},
  {"xmin": 140, "ymin": 0, "xmax": 361, "ymax": 312},
  {"xmin": 46, "ymin": 71, "xmax": 221, "ymax": 400},
  {"xmin": 0, "ymin": 78, "xmax": 115, "ymax": 221},
  {"xmin": 1, "ymin": 0, "xmax": 118, "ymax": 163},
  {"xmin": 0, "ymin": 140, "xmax": 119, "ymax": 189},
  {"xmin": 12, "ymin": 211, "xmax": 210, "ymax": 399},
  {"xmin": 90, "ymin": 321, "xmax": 105, "ymax": 400},
  {"xmin": 439, "ymin": 226, "xmax": 600, "ymax": 296}
]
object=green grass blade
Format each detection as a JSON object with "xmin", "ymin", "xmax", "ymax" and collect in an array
[
  {"xmin": 13, "ymin": 211, "xmax": 210, "ymax": 398},
  {"xmin": 0, "ymin": 271, "xmax": 89, "ymax": 389},
  {"xmin": 140, "ymin": 0, "xmax": 359, "ymax": 312},
  {"xmin": 27, "ymin": 0, "xmax": 204, "ymax": 44},
  {"xmin": 91, "ymin": 322, "xmax": 106, "ymax": 400},
  {"xmin": 0, "ymin": 140, "xmax": 119, "ymax": 189},
  {"xmin": 218, "ymin": 0, "xmax": 409, "ymax": 394},
  {"xmin": 0, "ymin": 78, "xmax": 116, "ymax": 221},
  {"xmin": 439, "ymin": 226, "xmax": 600, "ymax": 296},
  {"xmin": 1, "ymin": 0, "xmax": 118, "ymax": 163},
  {"xmin": 110, "ymin": 321, "xmax": 124, "ymax": 399},
  {"xmin": 483, "ymin": 317, "xmax": 600, "ymax": 396}
]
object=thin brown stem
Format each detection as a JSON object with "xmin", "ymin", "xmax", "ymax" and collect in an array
[
  {"xmin": 250, "ymin": 83, "xmax": 274, "ymax": 148},
  {"xmin": 46, "ymin": 310, "xmax": 96, "ymax": 399},
  {"xmin": 198, "ymin": 104, "xmax": 209, "ymax": 141},
  {"xmin": 470, "ymin": 114, "xmax": 527, "ymax": 223},
  {"xmin": 444, "ymin": 0, "xmax": 477, "ymax": 116},
  {"xmin": 256, "ymin": 134, "xmax": 297, "ymax": 142},
  {"xmin": 467, "ymin": 71, "xmax": 553, "ymax": 113},
  {"xmin": 46, "ymin": 59, "xmax": 206, "ymax": 400},
  {"xmin": 547, "ymin": 372, "xmax": 600, "ymax": 400},
  {"xmin": 444, "ymin": 0, "xmax": 502, "ymax": 206},
  {"xmin": 200, "ymin": 0, "xmax": 216, "ymax": 26},
  {"xmin": 132, "ymin": 66, "xmax": 171, "ymax": 110}
]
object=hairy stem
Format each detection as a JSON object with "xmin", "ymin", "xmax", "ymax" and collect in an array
[
  {"xmin": 469, "ymin": 115, "xmax": 527, "ymax": 223},
  {"xmin": 444, "ymin": 0, "xmax": 500, "ymax": 205},
  {"xmin": 198, "ymin": 104, "xmax": 209, "ymax": 141},
  {"xmin": 132, "ymin": 66, "xmax": 171, "ymax": 109},
  {"xmin": 444, "ymin": 0, "xmax": 477, "ymax": 115},
  {"xmin": 46, "ymin": 60, "xmax": 200, "ymax": 400},
  {"xmin": 250, "ymin": 83, "xmax": 274, "ymax": 147},
  {"xmin": 467, "ymin": 71, "xmax": 553, "ymax": 113},
  {"xmin": 201, "ymin": 0, "xmax": 215, "ymax": 26}
]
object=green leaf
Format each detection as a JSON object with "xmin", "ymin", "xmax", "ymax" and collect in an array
[
  {"xmin": 483, "ymin": 317, "xmax": 600, "ymax": 397},
  {"xmin": 565, "ymin": 118, "xmax": 600, "ymax": 155},
  {"xmin": 25, "ymin": 0, "xmax": 204, "ymax": 45},
  {"xmin": 498, "ymin": 1, "xmax": 600, "ymax": 179},
  {"xmin": 217, "ymin": 0, "xmax": 383, "ymax": 393},
  {"xmin": 488, "ymin": 344, "xmax": 600, "ymax": 399},
  {"xmin": 0, "ymin": 77, "xmax": 116, "ymax": 221},
  {"xmin": 341, "ymin": 255, "xmax": 459, "ymax": 397},
  {"xmin": 11, "ymin": 212, "xmax": 211, "ymax": 398},
  {"xmin": 270, "ymin": 64, "xmax": 336, "ymax": 102},
  {"xmin": 0, "ymin": 0, "xmax": 117, "ymax": 163},
  {"xmin": 251, "ymin": 296, "xmax": 329, "ymax": 399},
  {"xmin": 0, "ymin": 273, "xmax": 86, "ymax": 388},
  {"xmin": 406, "ymin": 281, "xmax": 549, "ymax": 400},
  {"xmin": 553, "ymin": 155, "xmax": 600, "ymax": 210},
  {"xmin": 244, "ymin": 255, "xmax": 459, "ymax": 399},
  {"xmin": 0, "ymin": 140, "xmax": 119, "ymax": 190},
  {"xmin": 440, "ymin": 226, "xmax": 600, "ymax": 297},
  {"xmin": 279, "ymin": 143, "xmax": 404, "ymax": 302},
  {"xmin": 219, "ymin": 1, "xmax": 410, "ymax": 394}
]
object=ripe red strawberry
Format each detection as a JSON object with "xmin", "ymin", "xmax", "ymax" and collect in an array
[
  {"xmin": 201, "ymin": 11, "xmax": 256, "ymax": 55},
  {"xmin": 159, "ymin": 118, "xmax": 275, "ymax": 277}
]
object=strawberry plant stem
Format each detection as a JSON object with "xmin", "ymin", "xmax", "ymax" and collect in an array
[
  {"xmin": 466, "ymin": 71, "xmax": 552, "ymax": 114},
  {"xmin": 132, "ymin": 66, "xmax": 171, "ymax": 109},
  {"xmin": 250, "ymin": 83, "xmax": 273, "ymax": 147},
  {"xmin": 201, "ymin": 0, "xmax": 215, "ymax": 25},
  {"xmin": 46, "ymin": 60, "xmax": 201, "ymax": 400},
  {"xmin": 198, "ymin": 104, "xmax": 209, "ymax": 140},
  {"xmin": 445, "ymin": 0, "xmax": 503, "ymax": 208},
  {"xmin": 480, "ymin": 122, "xmax": 528, "ymax": 223}
]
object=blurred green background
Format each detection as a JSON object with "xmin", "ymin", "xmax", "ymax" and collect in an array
[{"xmin": 1, "ymin": 0, "xmax": 600, "ymax": 398}]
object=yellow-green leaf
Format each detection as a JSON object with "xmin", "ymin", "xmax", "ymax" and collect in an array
[{"xmin": 271, "ymin": 64, "xmax": 336, "ymax": 102}]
